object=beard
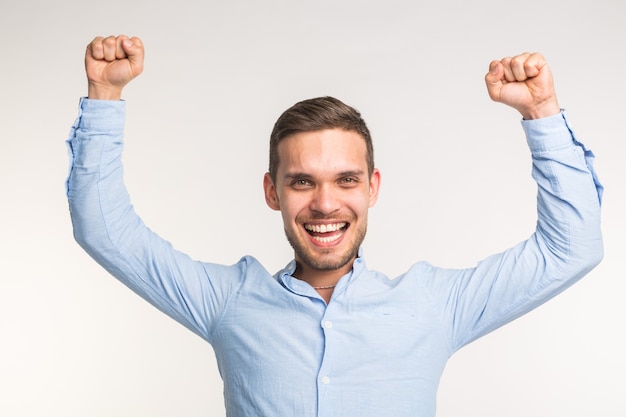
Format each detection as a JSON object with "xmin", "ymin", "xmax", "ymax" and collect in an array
[{"xmin": 284, "ymin": 221, "xmax": 367, "ymax": 272}]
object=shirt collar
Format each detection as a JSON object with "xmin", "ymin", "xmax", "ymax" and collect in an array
[{"xmin": 275, "ymin": 247, "xmax": 367, "ymax": 289}]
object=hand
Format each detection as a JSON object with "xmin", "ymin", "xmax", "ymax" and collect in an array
[
  {"xmin": 85, "ymin": 35, "xmax": 144, "ymax": 100},
  {"xmin": 485, "ymin": 52, "xmax": 560, "ymax": 119}
]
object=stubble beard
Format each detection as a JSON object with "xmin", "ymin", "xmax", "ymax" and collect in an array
[{"xmin": 285, "ymin": 222, "xmax": 367, "ymax": 272}]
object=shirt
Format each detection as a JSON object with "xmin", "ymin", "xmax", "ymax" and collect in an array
[{"xmin": 66, "ymin": 98, "xmax": 603, "ymax": 417}]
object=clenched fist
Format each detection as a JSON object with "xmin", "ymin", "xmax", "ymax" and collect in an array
[
  {"xmin": 86, "ymin": 35, "xmax": 144, "ymax": 100},
  {"xmin": 485, "ymin": 52, "xmax": 560, "ymax": 120}
]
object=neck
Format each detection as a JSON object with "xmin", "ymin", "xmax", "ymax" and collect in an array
[{"xmin": 293, "ymin": 258, "xmax": 355, "ymax": 289}]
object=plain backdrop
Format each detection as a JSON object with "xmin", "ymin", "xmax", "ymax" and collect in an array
[{"xmin": 1, "ymin": 0, "xmax": 624, "ymax": 416}]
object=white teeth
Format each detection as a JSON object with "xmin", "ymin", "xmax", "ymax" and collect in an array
[
  {"xmin": 305, "ymin": 222, "xmax": 346, "ymax": 233},
  {"xmin": 313, "ymin": 234, "xmax": 342, "ymax": 243}
]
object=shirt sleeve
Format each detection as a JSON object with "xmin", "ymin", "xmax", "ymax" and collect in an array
[
  {"xmin": 65, "ymin": 98, "xmax": 246, "ymax": 342},
  {"xmin": 424, "ymin": 111, "xmax": 604, "ymax": 353}
]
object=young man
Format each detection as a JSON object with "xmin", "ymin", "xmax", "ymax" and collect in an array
[{"xmin": 67, "ymin": 35, "xmax": 603, "ymax": 416}]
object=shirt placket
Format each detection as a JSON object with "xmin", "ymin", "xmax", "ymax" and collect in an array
[{"xmin": 316, "ymin": 304, "xmax": 336, "ymax": 417}]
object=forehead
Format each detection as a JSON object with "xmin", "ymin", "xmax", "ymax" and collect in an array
[{"xmin": 276, "ymin": 129, "xmax": 368, "ymax": 176}]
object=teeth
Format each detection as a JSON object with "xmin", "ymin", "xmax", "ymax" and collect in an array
[
  {"xmin": 313, "ymin": 233, "xmax": 342, "ymax": 243},
  {"xmin": 305, "ymin": 222, "xmax": 346, "ymax": 233}
]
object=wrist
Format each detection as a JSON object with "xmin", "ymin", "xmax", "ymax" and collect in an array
[
  {"xmin": 88, "ymin": 82, "xmax": 123, "ymax": 101},
  {"xmin": 520, "ymin": 97, "xmax": 560, "ymax": 120}
]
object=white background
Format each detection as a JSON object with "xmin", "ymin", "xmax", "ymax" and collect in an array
[{"xmin": 1, "ymin": 0, "xmax": 624, "ymax": 416}]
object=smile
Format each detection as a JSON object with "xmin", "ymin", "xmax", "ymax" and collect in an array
[{"xmin": 304, "ymin": 222, "xmax": 348, "ymax": 243}]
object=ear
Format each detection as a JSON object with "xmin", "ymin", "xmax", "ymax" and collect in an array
[
  {"xmin": 368, "ymin": 168, "xmax": 381, "ymax": 208},
  {"xmin": 263, "ymin": 172, "xmax": 281, "ymax": 211}
]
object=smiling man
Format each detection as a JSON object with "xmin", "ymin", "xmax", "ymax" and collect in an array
[
  {"xmin": 67, "ymin": 35, "xmax": 603, "ymax": 417},
  {"xmin": 264, "ymin": 108, "xmax": 380, "ymax": 302}
]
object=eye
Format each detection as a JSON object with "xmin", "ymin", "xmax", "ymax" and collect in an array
[
  {"xmin": 291, "ymin": 178, "xmax": 313, "ymax": 189},
  {"xmin": 339, "ymin": 177, "xmax": 358, "ymax": 185}
]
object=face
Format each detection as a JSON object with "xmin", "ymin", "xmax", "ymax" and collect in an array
[{"xmin": 263, "ymin": 129, "xmax": 381, "ymax": 278}]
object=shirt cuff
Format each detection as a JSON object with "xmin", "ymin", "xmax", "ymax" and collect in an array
[
  {"xmin": 521, "ymin": 110, "xmax": 578, "ymax": 153},
  {"xmin": 77, "ymin": 97, "xmax": 126, "ymax": 132}
]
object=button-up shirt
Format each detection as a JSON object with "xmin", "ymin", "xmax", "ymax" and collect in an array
[{"xmin": 66, "ymin": 98, "xmax": 603, "ymax": 417}]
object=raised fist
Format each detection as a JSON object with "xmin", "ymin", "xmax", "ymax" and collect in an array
[
  {"xmin": 85, "ymin": 35, "xmax": 144, "ymax": 100},
  {"xmin": 485, "ymin": 52, "xmax": 560, "ymax": 120}
]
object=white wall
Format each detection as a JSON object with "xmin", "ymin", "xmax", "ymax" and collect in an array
[{"xmin": 1, "ymin": 0, "xmax": 624, "ymax": 415}]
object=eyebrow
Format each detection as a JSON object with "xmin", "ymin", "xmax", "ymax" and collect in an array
[
  {"xmin": 283, "ymin": 169, "xmax": 366, "ymax": 180},
  {"xmin": 283, "ymin": 172, "xmax": 313, "ymax": 181},
  {"xmin": 336, "ymin": 169, "xmax": 367, "ymax": 178}
]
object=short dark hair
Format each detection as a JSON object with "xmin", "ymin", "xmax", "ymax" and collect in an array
[{"xmin": 269, "ymin": 96, "xmax": 374, "ymax": 183}]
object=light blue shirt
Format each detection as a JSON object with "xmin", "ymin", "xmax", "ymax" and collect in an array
[{"xmin": 66, "ymin": 98, "xmax": 603, "ymax": 417}]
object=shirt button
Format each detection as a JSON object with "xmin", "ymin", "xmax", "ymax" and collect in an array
[
  {"xmin": 323, "ymin": 320, "xmax": 333, "ymax": 329},
  {"xmin": 322, "ymin": 376, "xmax": 330, "ymax": 384}
]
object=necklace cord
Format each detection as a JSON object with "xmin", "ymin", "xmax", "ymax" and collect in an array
[{"xmin": 313, "ymin": 284, "xmax": 336, "ymax": 290}]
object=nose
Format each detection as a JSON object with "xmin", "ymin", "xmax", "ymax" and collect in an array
[{"xmin": 310, "ymin": 183, "xmax": 340, "ymax": 215}]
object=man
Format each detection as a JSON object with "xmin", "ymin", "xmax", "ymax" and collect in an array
[{"xmin": 67, "ymin": 35, "xmax": 603, "ymax": 416}]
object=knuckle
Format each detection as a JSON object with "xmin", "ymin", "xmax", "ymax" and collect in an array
[
  {"xmin": 103, "ymin": 36, "xmax": 117, "ymax": 46},
  {"xmin": 90, "ymin": 41, "xmax": 103, "ymax": 55}
]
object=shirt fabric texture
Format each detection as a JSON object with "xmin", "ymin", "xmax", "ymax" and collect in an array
[{"xmin": 66, "ymin": 98, "xmax": 603, "ymax": 417}]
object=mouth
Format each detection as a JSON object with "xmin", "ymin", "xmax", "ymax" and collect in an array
[{"xmin": 304, "ymin": 222, "xmax": 348, "ymax": 244}]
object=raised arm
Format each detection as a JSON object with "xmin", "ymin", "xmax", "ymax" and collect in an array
[
  {"xmin": 428, "ymin": 53, "xmax": 604, "ymax": 351},
  {"xmin": 66, "ymin": 36, "xmax": 244, "ymax": 342}
]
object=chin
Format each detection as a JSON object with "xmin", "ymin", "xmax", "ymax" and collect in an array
[{"xmin": 296, "ymin": 246, "xmax": 359, "ymax": 272}]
